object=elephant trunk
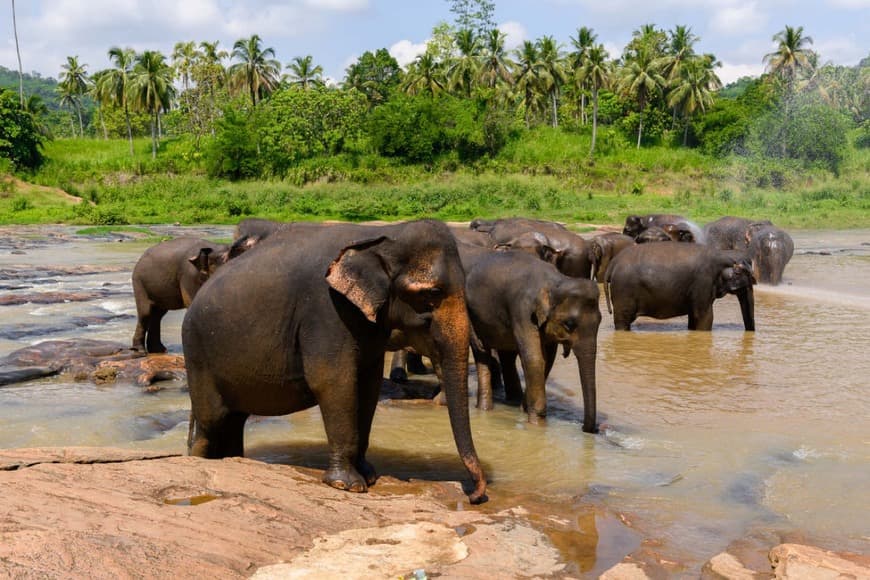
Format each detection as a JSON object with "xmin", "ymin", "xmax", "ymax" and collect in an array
[
  {"xmin": 431, "ymin": 293, "xmax": 487, "ymax": 504},
  {"xmin": 737, "ymin": 285, "xmax": 755, "ymax": 331},
  {"xmin": 572, "ymin": 323, "xmax": 600, "ymax": 434}
]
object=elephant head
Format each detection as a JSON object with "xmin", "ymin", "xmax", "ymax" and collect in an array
[
  {"xmin": 188, "ymin": 246, "xmax": 230, "ymax": 284},
  {"xmin": 715, "ymin": 257, "xmax": 756, "ymax": 331},
  {"xmin": 325, "ymin": 220, "xmax": 487, "ymax": 503},
  {"xmin": 495, "ymin": 231, "xmax": 561, "ymax": 265},
  {"xmin": 533, "ymin": 277, "xmax": 602, "ymax": 433}
]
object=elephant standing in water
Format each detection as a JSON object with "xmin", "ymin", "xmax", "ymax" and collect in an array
[
  {"xmin": 603, "ymin": 243, "xmax": 756, "ymax": 331},
  {"xmin": 704, "ymin": 216, "xmax": 794, "ymax": 285},
  {"xmin": 131, "ymin": 237, "xmax": 231, "ymax": 353},
  {"xmin": 182, "ymin": 220, "xmax": 487, "ymax": 503},
  {"xmin": 623, "ymin": 214, "xmax": 703, "ymax": 243},
  {"xmin": 465, "ymin": 251, "xmax": 601, "ymax": 432}
]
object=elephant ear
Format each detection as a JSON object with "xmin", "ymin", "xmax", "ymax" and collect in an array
[
  {"xmin": 531, "ymin": 287, "xmax": 551, "ymax": 329},
  {"xmin": 188, "ymin": 247, "xmax": 214, "ymax": 277},
  {"xmin": 325, "ymin": 236, "xmax": 391, "ymax": 323}
]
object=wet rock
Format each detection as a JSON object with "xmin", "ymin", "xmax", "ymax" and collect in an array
[
  {"xmin": 599, "ymin": 562, "xmax": 652, "ymax": 579},
  {"xmin": 0, "ymin": 447, "xmax": 562, "ymax": 579},
  {"xmin": 701, "ymin": 552, "xmax": 765, "ymax": 579},
  {"xmin": 0, "ymin": 288, "xmax": 122, "ymax": 306},
  {"xmin": 0, "ymin": 339, "xmax": 185, "ymax": 388},
  {"xmin": 768, "ymin": 544, "xmax": 870, "ymax": 579}
]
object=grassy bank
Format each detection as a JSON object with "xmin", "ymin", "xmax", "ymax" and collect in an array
[{"xmin": 2, "ymin": 129, "xmax": 868, "ymax": 229}]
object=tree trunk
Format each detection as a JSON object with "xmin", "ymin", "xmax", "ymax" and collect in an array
[
  {"xmin": 581, "ymin": 93, "xmax": 587, "ymax": 125},
  {"xmin": 589, "ymin": 89, "xmax": 599, "ymax": 156},
  {"xmin": 76, "ymin": 105, "xmax": 84, "ymax": 137},
  {"xmin": 99, "ymin": 105, "xmax": 107, "ymax": 140},
  {"xmin": 124, "ymin": 104, "xmax": 134, "ymax": 157},
  {"xmin": 683, "ymin": 117, "xmax": 689, "ymax": 146},
  {"xmin": 636, "ymin": 111, "xmax": 643, "ymax": 149},
  {"xmin": 551, "ymin": 91, "xmax": 558, "ymax": 128},
  {"xmin": 12, "ymin": 0, "xmax": 24, "ymax": 108},
  {"xmin": 151, "ymin": 114, "xmax": 157, "ymax": 159}
]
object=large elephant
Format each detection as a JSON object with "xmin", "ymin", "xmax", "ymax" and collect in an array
[
  {"xmin": 588, "ymin": 232, "xmax": 635, "ymax": 280},
  {"xmin": 471, "ymin": 217, "xmax": 594, "ymax": 278},
  {"xmin": 603, "ymin": 243, "xmax": 756, "ymax": 331},
  {"xmin": 623, "ymin": 214, "xmax": 703, "ymax": 243},
  {"xmin": 131, "ymin": 237, "xmax": 230, "ymax": 353},
  {"xmin": 465, "ymin": 251, "xmax": 601, "ymax": 432},
  {"xmin": 703, "ymin": 216, "xmax": 793, "ymax": 285},
  {"xmin": 182, "ymin": 220, "xmax": 487, "ymax": 503}
]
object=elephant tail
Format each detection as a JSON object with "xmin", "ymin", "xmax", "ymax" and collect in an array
[{"xmin": 603, "ymin": 275, "xmax": 613, "ymax": 314}]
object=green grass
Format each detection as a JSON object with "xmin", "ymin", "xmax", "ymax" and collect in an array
[{"xmin": 4, "ymin": 130, "xmax": 869, "ymax": 230}]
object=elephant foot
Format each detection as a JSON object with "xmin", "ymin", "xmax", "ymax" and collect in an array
[
  {"xmin": 389, "ymin": 367, "xmax": 409, "ymax": 383},
  {"xmin": 526, "ymin": 412, "xmax": 547, "ymax": 426},
  {"xmin": 147, "ymin": 344, "xmax": 168, "ymax": 354},
  {"xmin": 356, "ymin": 459, "xmax": 378, "ymax": 486},
  {"xmin": 323, "ymin": 467, "xmax": 368, "ymax": 493},
  {"xmin": 406, "ymin": 358, "xmax": 429, "ymax": 375},
  {"xmin": 432, "ymin": 390, "xmax": 447, "ymax": 406}
]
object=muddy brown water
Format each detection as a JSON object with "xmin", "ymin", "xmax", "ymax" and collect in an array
[{"xmin": 0, "ymin": 226, "xmax": 868, "ymax": 575}]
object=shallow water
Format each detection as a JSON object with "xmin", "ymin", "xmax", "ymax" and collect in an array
[{"xmin": 0, "ymin": 226, "xmax": 868, "ymax": 574}]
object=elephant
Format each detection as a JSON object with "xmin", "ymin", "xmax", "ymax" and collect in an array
[
  {"xmin": 588, "ymin": 232, "xmax": 635, "ymax": 280},
  {"xmin": 464, "ymin": 250, "xmax": 601, "ymax": 432},
  {"xmin": 182, "ymin": 219, "xmax": 487, "ymax": 504},
  {"xmin": 623, "ymin": 214, "xmax": 703, "ymax": 243},
  {"xmin": 471, "ymin": 217, "xmax": 594, "ymax": 279},
  {"xmin": 131, "ymin": 237, "xmax": 231, "ymax": 353},
  {"xmin": 703, "ymin": 216, "xmax": 793, "ymax": 285},
  {"xmin": 603, "ymin": 242, "xmax": 756, "ymax": 331},
  {"xmin": 635, "ymin": 226, "xmax": 674, "ymax": 244}
]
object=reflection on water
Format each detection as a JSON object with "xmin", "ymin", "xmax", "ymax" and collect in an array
[{"xmin": 1, "ymin": 227, "xmax": 868, "ymax": 573}]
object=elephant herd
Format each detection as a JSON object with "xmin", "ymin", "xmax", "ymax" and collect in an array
[{"xmin": 129, "ymin": 213, "xmax": 793, "ymax": 504}]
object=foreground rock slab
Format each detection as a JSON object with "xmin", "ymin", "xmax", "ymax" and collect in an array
[{"xmin": 0, "ymin": 447, "xmax": 565, "ymax": 579}]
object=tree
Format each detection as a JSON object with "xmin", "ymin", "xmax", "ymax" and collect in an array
[
  {"xmin": 578, "ymin": 44, "xmax": 610, "ymax": 156},
  {"xmin": 478, "ymin": 28, "xmax": 513, "ymax": 90},
  {"xmin": 447, "ymin": 28, "xmax": 481, "ymax": 97},
  {"xmin": 401, "ymin": 52, "xmax": 446, "ymax": 97},
  {"xmin": 537, "ymin": 35, "xmax": 567, "ymax": 127},
  {"xmin": 12, "ymin": 0, "xmax": 24, "ymax": 107},
  {"xmin": 763, "ymin": 25, "xmax": 814, "ymax": 93},
  {"xmin": 229, "ymin": 34, "xmax": 281, "ymax": 107},
  {"xmin": 285, "ymin": 55, "xmax": 324, "ymax": 90},
  {"xmin": 568, "ymin": 26, "xmax": 597, "ymax": 124},
  {"xmin": 172, "ymin": 41, "xmax": 200, "ymax": 92},
  {"xmin": 58, "ymin": 56, "xmax": 90, "ymax": 137},
  {"xmin": 130, "ymin": 50, "xmax": 175, "ymax": 158},
  {"xmin": 89, "ymin": 69, "xmax": 109, "ymax": 139},
  {"xmin": 100, "ymin": 47, "xmax": 137, "ymax": 156},
  {"xmin": 343, "ymin": 48, "xmax": 402, "ymax": 108},
  {"xmin": 667, "ymin": 55, "xmax": 721, "ymax": 145},
  {"xmin": 0, "ymin": 87, "xmax": 45, "ymax": 169},
  {"xmin": 618, "ymin": 44, "xmax": 666, "ymax": 148},
  {"xmin": 513, "ymin": 40, "xmax": 545, "ymax": 128},
  {"xmin": 447, "ymin": 0, "xmax": 495, "ymax": 36}
]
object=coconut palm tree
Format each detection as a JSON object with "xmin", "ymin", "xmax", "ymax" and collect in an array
[
  {"xmin": 568, "ymin": 26, "xmax": 597, "ymax": 124},
  {"xmin": 229, "ymin": 34, "xmax": 281, "ymax": 107},
  {"xmin": 130, "ymin": 50, "xmax": 175, "ymax": 158},
  {"xmin": 12, "ymin": 0, "xmax": 24, "ymax": 107},
  {"xmin": 667, "ymin": 55, "xmax": 721, "ymax": 145},
  {"xmin": 763, "ymin": 25, "xmax": 815, "ymax": 95},
  {"xmin": 513, "ymin": 40, "xmax": 546, "ymax": 128},
  {"xmin": 172, "ymin": 41, "xmax": 200, "ymax": 92},
  {"xmin": 58, "ymin": 56, "xmax": 90, "ymax": 137},
  {"xmin": 618, "ymin": 46, "xmax": 666, "ymax": 148},
  {"xmin": 285, "ymin": 55, "xmax": 324, "ymax": 90},
  {"xmin": 478, "ymin": 28, "xmax": 513, "ymax": 90},
  {"xmin": 537, "ymin": 35, "xmax": 567, "ymax": 127},
  {"xmin": 447, "ymin": 28, "xmax": 481, "ymax": 97},
  {"xmin": 578, "ymin": 44, "xmax": 610, "ymax": 156},
  {"xmin": 89, "ymin": 69, "xmax": 109, "ymax": 139},
  {"xmin": 401, "ymin": 52, "xmax": 446, "ymax": 97},
  {"xmin": 100, "ymin": 46, "xmax": 137, "ymax": 156}
]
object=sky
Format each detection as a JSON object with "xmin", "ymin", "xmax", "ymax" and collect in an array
[{"xmin": 2, "ymin": 0, "xmax": 868, "ymax": 88}]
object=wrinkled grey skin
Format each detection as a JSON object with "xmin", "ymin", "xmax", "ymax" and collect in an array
[
  {"xmin": 603, "ymin": 243, "xmax": 756, "ymax": 331},
  {"xmin": 471, "ymin": 217, "xmax": 594, "ymax": 279},
  {"xmin": 704, "ymin": 217, "xmax": 792, "ymax": 285},
  {"xmin": 589, "ymin": 233, "xmax": 636, "ymax": 280},
  {"xmin": 623, "ymin": 214, "xmax": 703, "ymax": 243},
  {"xmin": 465, "ymin": 251, "xmax": 601, "ymax": 432},
  {"xmin": 131, "ymin": 237, "xmax": 230, "ymax": 353},
  {"xmin": 182, "ymin": 220, "xmax": 487, "ymax": 504}
]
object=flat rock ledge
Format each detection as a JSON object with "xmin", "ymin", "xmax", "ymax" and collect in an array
[{"xmin": 0, "ymin": 447, "xmax": 565, "ymax": 579}]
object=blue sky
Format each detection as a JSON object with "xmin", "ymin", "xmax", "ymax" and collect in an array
[{"xmin": 3, "ymin": 0, "xmax": 868, "ymax": 87}]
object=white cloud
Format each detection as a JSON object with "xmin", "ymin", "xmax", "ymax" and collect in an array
[
  {"xmin": 389, "ymin": 39, "xmax": 427, "ymax": 68},
  {"xmin": 717, "ymin": 61, "xmax": 764, "ymax": 85},
  {"xmin": 499, "ymin": 21, "xmax": 527, "ymax": 51},
  {"xmin": 304, "ymin": 0, "xmax": 369, "ymax": 10},
  {"xmin": 826, "ymin": 0, "xmax": 870, "ymax": 7},
  {"xmin": 814, "ymin": 35, "xmax": 866, "ymax": 65},
  {"xmin": 709, "ymin": 2, "xmax": 766, "ymax": 35}
]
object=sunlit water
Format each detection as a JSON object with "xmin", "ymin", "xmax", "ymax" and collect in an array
[{"xmin": 1, "ymin": 226, "xmax": 868, "ymax": 574}]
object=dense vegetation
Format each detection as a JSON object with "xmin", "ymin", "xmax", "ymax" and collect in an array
[{"xmin": 1, "ymin": 0, "xmax": 868, "ymax": 229}]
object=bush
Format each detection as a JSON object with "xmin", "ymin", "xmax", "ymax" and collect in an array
[
  {"xmin": 205, "ymin": 107, "xmax": 261, "ymax": 180},
  {"xmin": 0, "ymin": 88, "xmax": 46, "ymax": 170}
]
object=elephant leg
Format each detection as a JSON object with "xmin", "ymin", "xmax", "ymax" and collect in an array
[
  {"xmin": 313, "ymin": 367, "xmax": 368, "ymax": 493},
  {"xmin": 611, "ymin": 299, "xmax": 634, "ymax": 331},
  {"xmin": 689, "ymin": 306, "xmax": 714, "ymax": 331},
  {"xmin": 406, "ymin": 352, "xmax": 428, "ymax": 375},
  {"xmin": 388, "ymin": 349, "xmax": 408, "ymax": 383},
  {"xmin": 471, "ymin": 345, "xmax": 497, "ymax": 410},
  {"xmin": 354, "ymin": 356, "xmax": 383, "ymax": 487},
  {"xmin": 145, "ymin": 306, "xmax": 168, "ymax": 353},
  {"xmin": 498, "ymin": 350, "xmax": 523, "ymax": 406},
  {"xmin": 189, "ymin": 408, "xmax": 248, "ymax": 459},
  {"xmin": 132, "ymin": 312, "xmax": 148, "ymax": 352},
  {"xmin": 516, "ymin": 338, "xmax": 548, "ymax": 424},
  {"xmin": 543, "ymin": 343, "xmax": 558, "ymax": 379}
]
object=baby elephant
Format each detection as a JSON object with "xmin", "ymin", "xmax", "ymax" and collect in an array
[
  {"xmin": 465, "ymin": 251, "xmax": 601, "ymax": 432},
  {"xmin": 604, "ymin": 243, "xmax": 756, "ymax": 331},
  {"xmin": 131, "ymin": 237, "xmax": 230, "ymax": 353}
]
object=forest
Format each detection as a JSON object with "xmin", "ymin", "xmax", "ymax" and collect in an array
[{"xmin": 1, "ymin": 0, "xmax": 868, "ymax": 227}]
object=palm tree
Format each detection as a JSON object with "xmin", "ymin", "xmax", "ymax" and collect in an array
[
  {"xmin": 513, "ymin": 40, "xmax": 545, "ymax": 128},
  {"xmin": 763, "ymin": 25, "xmax": 814, "ymax": 93},
  {"xmin": 618, "ymin": 46, "xmax": 666, "ymax": 148},
  {"xmin": 172, "ymin": 41, "xmax": 200, "ymax": 92},
  {"xmin": 12, "ymin": 0, "xmax": 24, "ymax": 107},
  {"xmin": 447, "ymin": 28, "xmax": 481, "ymax": 97},
  {"xmin": 56, "ymin": 84, "xmax": 81, "ymax": 137},
  {"xmin": 89, "ymin": 69, "xmax": 109, "ymax": 139},
  {"xmin": 537, "ymin": 35, "xmax": 567, "ymax": 127},
  {"xmin": 578, "ymin": 44, "xmax": 610, "ymax": 156},
  {"xmin": 568, "ymin": 26, "xmax": 597, "ymax": 124},
  {"xmin": 667, "ymin": 55, "xmax": 721, "ymax": 145},
  {"xmin": 658, "ymin": 25, "xmax": 699, "ymax": 127},
  {"xmin": 229, "ymin": 34, "xmax": 281, "ymax": 106},
  {"xmin": 285, "ymin": 55, "xmax": 324, "ymax": 89},
  {"xmin": 100, "ymin": 46, "xmax": 137, "ymax": 156},
  {"xmin": 478, "ymin": 28, "xmax": 513, "ymax": 90},
  {"xmin": 130, "ymin": 50, "xmax": 175, "ymax": 158},
  {"xmin": 401, "ymin": 52, "xmax": 446, "ymax": 97},
  {"xmin": 58, "ymin": 56, "xmax": 90, "ymax": 137}
]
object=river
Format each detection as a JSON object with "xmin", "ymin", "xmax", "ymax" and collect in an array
[{"xmin": 0, "ymin": 225, "xmax": 868, "ymax": 576}]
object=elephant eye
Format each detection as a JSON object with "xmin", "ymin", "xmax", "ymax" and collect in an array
[
  {"xmin": 424, "ymin": 287, "xmax": 443, "ymax": 299},
  {"xmin": 562, "ymin": 319, "xmax": 577, "ymax": 332}
]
